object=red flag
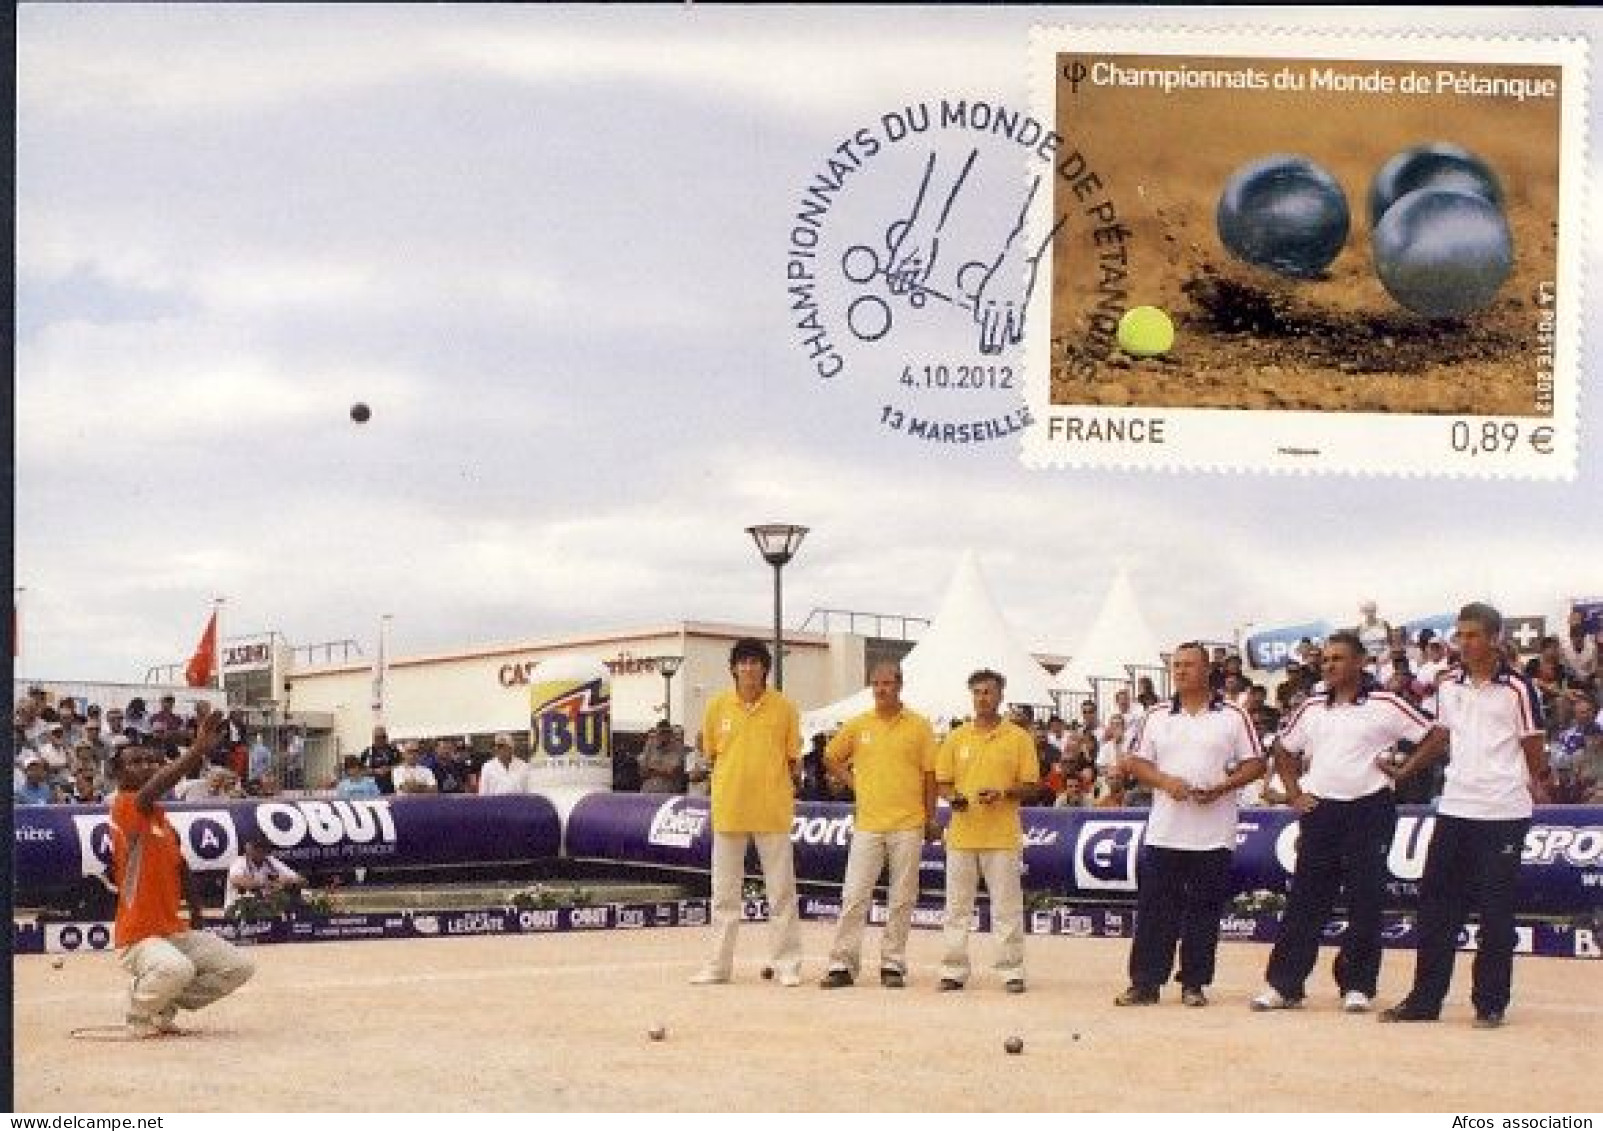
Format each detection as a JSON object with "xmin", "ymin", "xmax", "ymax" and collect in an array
[{"xmin": 185, "ymin": 611, "xmax": 219, "ymax": 687}]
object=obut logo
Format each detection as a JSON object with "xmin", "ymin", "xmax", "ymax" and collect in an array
[
  {"xmin": 255, "ymin": 800, "xmax": 397, "ymax": 850},
  {"xmin": 533, "ymin": 679, "xmax": 611, "ymax": 761}
]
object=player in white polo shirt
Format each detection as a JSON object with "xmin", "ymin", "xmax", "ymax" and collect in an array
[
  {"xmin": 1250, "ymin": 631, "xmax": 1447, "ymax": 1015},
  {"xmin": 1115, "ymin": 642, "xmax": 1265, "ymax": 1008},
  {"xmin": 1379, "ymin": 602, "xmax": 1551, "ymax": 1028}
]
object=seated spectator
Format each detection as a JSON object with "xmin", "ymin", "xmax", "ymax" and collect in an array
[
  {"xmin": 35, "ymin": 721, "xmax": 73, "ymax": 784},
  {"xmin": 1098, "ymin": 714, "xmax": 1130, "ymax": 770},
  {"xmin": 429, "ymin": 737, "xmax": 471, "ymax": 795},
  {"xmin": 334, "ymin": 756, "xmax": 381, "ymax": 799},
  {"xmin": 149, "ymin": 694, "xmax": 184, "ymax": 736},
  {"xmin": 1044, "ymin": 715, "xmax": 1070, "ymax": 755},
  {"xmin": 1559, "ymin": 608, "xmax": 1599, "ymax": 689},
  {"xmin": 224, "ymin": 834, "xmax": 307, "ymax": 912},
  {"xmin": 799, "ymin": 732, "xmax": 832, "ymax": 801},
  {"xmin": 359, "ymin": 725, "xmax": 401, "ymax": 795},
  {"xmin": 14, "ymin": 756, "xmax": 57, "ymax": 805},
  {"xmin": 64, "ymin": 764, "xmax": 105, "ymax": 804},
  {"xmin": 477, "ymin": 735, "xmax": 531, "ymax": 795},
  {"xmin": 684, "ymin": 737, "xmax": 711, "ymax": 797},
  {"xmin": 103, "ymin": 705, "xmax": 129, "ymax": 741},
  {"xmin": 281, "ymin": 726, "xmax": 306, "ymax": 790},
  {"xmin": 254, "ymin": 771, "xmax": 283, "ymax": 798},
  {"xmin": 1552, "ymin": 693, "xmax": 1602, "ymax": 803},
  {"xmin": 1571, "ymin": 735, "xmax": 1603, "ymax": 803},
  {"xmin": 392, "ymin": 742, "xmax": 438, "ymax": 794},
  {"xmin": 638, "ymin": 722, "xmax": 687, "ymax": 794},
  {"xmin": 247, "ymin": 733, "xmax": 274, "ymax": 790},
  {"xmin": 1092, "ymin": 761, "xmax": 1127, "ymax": 807},
  {"xmin": 176, "ymin": 765, "xmax": 240, "ymax": 801},
  {"xmin": 1112, "ymin": 687, "xmax": 1144, "ymax": 731}
]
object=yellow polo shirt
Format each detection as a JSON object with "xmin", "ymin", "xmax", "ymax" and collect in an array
[
  {"xmin": 936, "ymin": 719, "xmax": 1038, "ymax": 851},
  {"xmin": 703, "ymin": 687, "xmax": 800, "ymax": 833},
  {"xmin": 824, "ymin": 707, "xmax": 936, "ymax": 833}
]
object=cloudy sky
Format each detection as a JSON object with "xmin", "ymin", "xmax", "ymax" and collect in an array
[{"xmin": 14, "ymin": 5, "xmax": 1603, "ymax": 685}]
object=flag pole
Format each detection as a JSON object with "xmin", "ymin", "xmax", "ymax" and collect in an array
[{"xmin": 213, "ymin": 596, "xmax": 226, "ymax": 699}]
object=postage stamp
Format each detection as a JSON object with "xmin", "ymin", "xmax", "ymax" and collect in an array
[{"xmin": 1021, "ymin": 27, "xmax": 1588, "ymax": 477}]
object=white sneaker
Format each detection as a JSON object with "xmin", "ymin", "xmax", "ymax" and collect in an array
[
  {"xmin": 689, "ymin": 968, "xmax": 728, "ymax": 985},
  {"xmin": 1342, "ymin": 991, "xmax": 1372, "ymax": 1014},
  {"xmin": 1250, "ymin": 987, "xmax": 1302, "ymax": 1011},
  {"xmin": 777, "ymin": 969, "xmax": 801, "ymax": 987}
]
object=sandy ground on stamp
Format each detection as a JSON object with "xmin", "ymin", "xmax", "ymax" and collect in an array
[
  {"xmin": 1049, "ymin": 57, "xmax": 1561, "ymax": 416},
  {"xmin": 14, "ymin": 924, "xmax": 1602, "ymax": 1112}
]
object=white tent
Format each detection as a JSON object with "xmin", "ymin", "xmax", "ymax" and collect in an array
[
  {"xmin": 1052, "ymin": 567, "xmax": 1165, "ymax": 697},
  {"xmin": 802, "ymin": 549, "xmax": 1060, "ymax": 733}
]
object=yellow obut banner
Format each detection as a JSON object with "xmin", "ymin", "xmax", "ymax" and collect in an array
[{"xmin": 528, "ymin": 655, "xmax": 612, "ymax": 791}]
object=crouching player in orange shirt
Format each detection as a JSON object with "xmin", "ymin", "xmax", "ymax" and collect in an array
[{"xmin": 111, "ymin": 711, "xmax": 255, "ymax": 1038}]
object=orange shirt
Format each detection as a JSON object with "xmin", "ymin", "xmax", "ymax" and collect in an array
[{"xmin": 109, "ymin": 791, "xmax": 187, "ymax": 948}]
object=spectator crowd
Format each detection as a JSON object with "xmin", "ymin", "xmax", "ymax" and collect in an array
[{"xmin": 17, "ymin": 600, "xmax": 1602, "ymax": 809}]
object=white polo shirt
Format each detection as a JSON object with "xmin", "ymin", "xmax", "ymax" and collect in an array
[
  {"xmin": 1277, "ymin": 686, "xmax": 1436, "ymax": 800},
  {"xmin": 477, "ymin": 756, "xmax": 531, "ymax": 795},
  {"xmin": 1434, "ymin": 665, "xmax": 1545, "ymax": 820},
  {"xmin": 1131, "ymin": 694, "xmax": 1264, "ymax": 851}
]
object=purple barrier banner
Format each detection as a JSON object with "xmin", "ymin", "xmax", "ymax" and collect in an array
[
  {"xmin": 12, "ymin": 794, "xmax": 563, "ymax": 898},
  {"xmin": 14, "ymin": 899, "xmax": 1597, "ymax": 959},
  {"xmin": 565, "ymin": 793, "xmax": 1603, "ymax": 915}
]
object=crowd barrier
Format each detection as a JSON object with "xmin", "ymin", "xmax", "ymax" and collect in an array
[
  {"xmin": 569, "ymin": 794, "xmax": 1603, "ymax": 915},
  {"xmin": 14, "ymin": 793, "xmax": 1601, "ymax": 915},
  {"xmin": 12, "ymin": 794, "xmax": 563, "ymax": 903},
  {"xmin": 13, "ymin": 895, "xmax": 1600, "ymax": 959}
]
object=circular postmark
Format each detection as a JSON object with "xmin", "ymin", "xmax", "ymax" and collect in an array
[{"xmin": 782, "ymin": 96, "xmax": 1072, "ymax": 447}]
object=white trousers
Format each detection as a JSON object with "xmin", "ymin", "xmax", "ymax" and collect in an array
[
  {"xmin": 827, "ymin": 827, "xmax": 924, "ymax": 976},
  {"xmin": 121, "ymin": 930, "xmax": 255, "ymax": 1024},
  {"xmin": 940, "ymin": 849, "xmax": 1025, "ymax": 984},
  {"xmin": 705, "ymin": 831, "xmax": 801, "ymax": 979}
]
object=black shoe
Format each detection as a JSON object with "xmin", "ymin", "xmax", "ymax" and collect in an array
[
  {"xmin": 1114, "ymin": 986, "xmax": 1159, "ymax": 1007},
  {"xmin": 818, "ymin": 968, "xmax": 853, "ymax": 989},
  {"xmin": 1378, "ymin": 1000, "xmax": 1440, "ymax": 1023},
  {"xmin": 1181, "ymin": 986, "xmax": 1208, "ymax": 1007},
  {"xmin": 1473, "ymin": 1010, "xmax": 1506, "ymax": 1029},
  {"xmin": 880, "ymin": 968, "xmax": 906, "ymax": 989},
  {"xmin": 938, "ymin": 978, "xmax": 964, "ymax": 992},
  {"xmin": 1005, "ymin": 979, "xmax": 1026, "ymax": 995}
]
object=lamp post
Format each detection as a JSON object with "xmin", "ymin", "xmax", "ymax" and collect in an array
[
  {"xmin": 655, "ymin": 655, "xmax": 685, "ymax": 727},
  {"xmin": 745, "ymin": 524, "xmax": 809, "ymax": 691}
]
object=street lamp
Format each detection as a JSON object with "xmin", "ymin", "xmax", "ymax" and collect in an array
[
  {"xmin": 745, "ymin": 523, "xmax": 809, "ymax": 691},
  {"xmin": 655, "ymin": 655, "xmax": 685, "ymax": 727}
]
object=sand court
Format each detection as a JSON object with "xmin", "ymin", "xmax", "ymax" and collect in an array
[{"xmin": 13, "ymin": 923, "xmax": 1601, "ymax": 1112}]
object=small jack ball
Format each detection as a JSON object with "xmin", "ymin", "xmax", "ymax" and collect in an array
[
  {"xmin": 648, "ymin": 1025, "xmax": 667, "ymax": 1041},
  {"xmin": 1116, "ymin": 305, "xmax": 1175, "ymax": 358},
  {"xmin": 350, "ymin": 403, "xmax": 372, "ymax": 423},
  {"xmin": 1004, "ymin": 1036, "xmax": 1024, "ymax": 1055},
  {"xmin": 760, "ymin": 965, "xmax": 775, "ymax": 981},
  {"xmin": 51, "ymin": 957, "xmax": 64, "ymax": 970}
]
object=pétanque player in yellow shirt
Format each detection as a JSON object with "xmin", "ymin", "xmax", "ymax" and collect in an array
[
  {"xmin": 935, "ymin": 668, "xmax": 1039, "ymax": 993},
  {"xmin": 691, "ymin": 637, "xmax": 803, "ymax": 986},
  {"xmin": 817, "ymin": 662, "xmax": 938, "ymax": 989}
]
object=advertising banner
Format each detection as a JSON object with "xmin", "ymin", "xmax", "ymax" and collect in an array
[
  {"xmin": 1244, "ymin": 621, "xmax": 1330, "ymax": 670},
  {"xmin": 566, "ymin": 792, "xmax": 1603, "ymax": 915},
  {"xmin": 13, "ymin": 794, "xmax": 562, "ymax": 900}
]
